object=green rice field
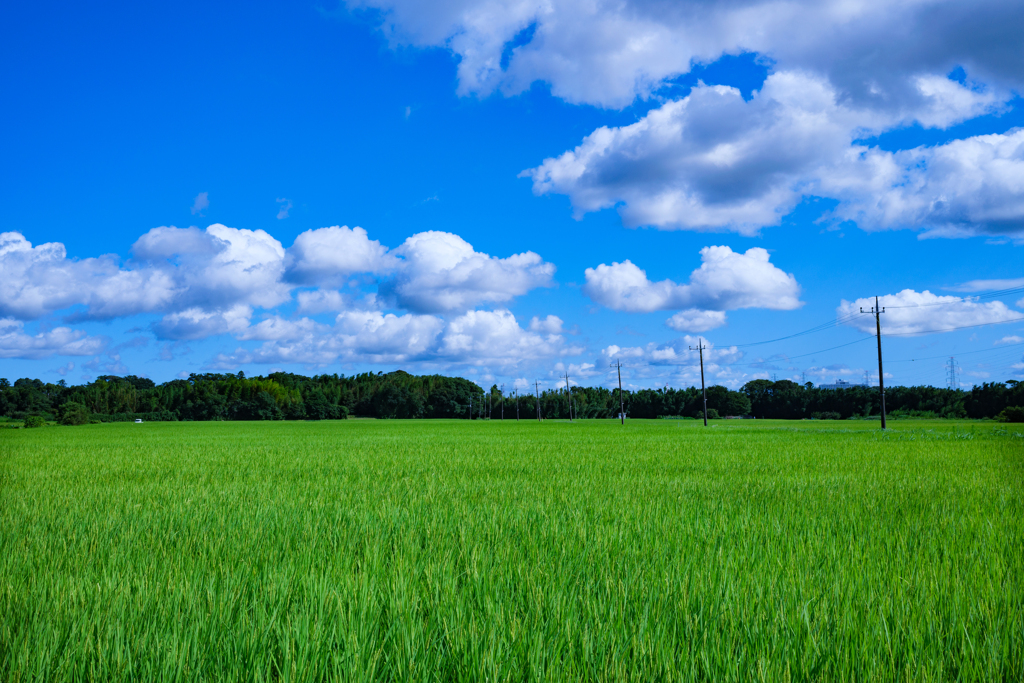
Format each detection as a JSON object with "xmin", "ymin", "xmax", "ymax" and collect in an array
[{"xmin": 2, "ymin": 419, "xmax": 1022, "ymax": 681}]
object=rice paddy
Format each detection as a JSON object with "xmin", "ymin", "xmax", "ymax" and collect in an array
[{"xmin": 1, "ymin": 419, "xmax": 1022, "ymax": 681}]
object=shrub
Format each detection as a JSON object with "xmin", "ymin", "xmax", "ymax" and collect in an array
[
  {"xmin": 811, "ymin": 411, "xmax": 842, "ymax": 420},
  {"xmin": 23, "ymin": 416, "xmax": 46, "ymax": 428},
  {"xmin": 998, "ymin": 405, "xmax": 1024, "ymax": 423},
  {"xmin": 694, "ymin": 408, "xmax": 720, "ymax": 420},
  {"xmin": 58, "ymin": 402, "xmax": 90, "ymax": 426}
]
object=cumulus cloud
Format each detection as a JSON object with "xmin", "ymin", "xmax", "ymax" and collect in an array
[
  {"xmin": 346, "ymin": 0, "xmax": 1023, "ymax": 111},
  {"xmin": 295, "ymin": 289, "xmax": 349, "ymax": 315},
  {"xmin": 666, "ymin": 309, "xmax": 727, "ymax": 333},
  {"xmin": 825, "ymin": 130, "xmax": 1024, "ymax": 238},
  {"xmin": 583, "ymin": 246, "xmax": 800, "ymax": 314},
  {"xmin": 284, "ymin": 226, "xmax": 394, "ymax": 286},
  {"xmin": 525, "ymin": 73, "xmax": 1020, "ymax": 237},
  {"xmin": 212, "ymin": 308, "xmax": 575, "ymax": 369},
  {"xmin": 2, "ymin": 224, "xmax": 559, "ymax": 360},
  {"xmin": 525, "ymin": 74, "xmax": 871, "ymax": 233},
  {"xmin": 153, "ymin": 305, "xmax": 254, "ymax": 341},
  {"xmin": 837, "ymin": 289, "xmax": 1024, "ymax": 336},
  {"xmin": 379, "ymin": 231, "xmax": 555, "ymax": 313},
  {"xmin": 352, "ymin": 0, "xmax": 1023, "ymax": 238},
  {"xmin": 0, "ymin": 318, "xmax": 107, "ymax": 360},
  {"xmin": 529, "ymin": 314, "xmax": 563, "ymax": 334}
]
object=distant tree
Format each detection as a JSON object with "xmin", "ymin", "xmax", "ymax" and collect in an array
[{"xmin": 58, "ymin": 402, "xmax": 90, "ymax": 425}]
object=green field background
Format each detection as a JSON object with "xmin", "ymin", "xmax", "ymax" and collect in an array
[{"xmin": 2, "ymin": 420, "xmax": 1022, "ymax": 681}]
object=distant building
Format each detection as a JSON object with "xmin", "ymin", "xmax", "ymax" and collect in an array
[{"xmin": 818, "ymin": 379, "xmax": 867, "ymax": 390}]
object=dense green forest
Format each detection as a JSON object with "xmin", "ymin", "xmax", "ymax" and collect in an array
[{"xmin": 1, "ymin": 371, "xmax": 1022, "ymax": 423}]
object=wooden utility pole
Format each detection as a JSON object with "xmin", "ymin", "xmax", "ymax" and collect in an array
[
  {"xmin": 610, "ymin": 359, "xmax": 625, "ymax": 424},
  {"xmin": 689, "ymin": 338, "xmax": 708, "ymax": 426},
  {"xmin": 861, "ymin": 297, "xmax": 887, "ymax": 429},
  {"xmin": 515, "ymin": 388, "xmax": 519, "ymax": 421},
  {"xmin": 500, "ymin": 383, "xmax": 504, "ymax": 421},
  {"xmin": 468, "ymin": 395, "xmax": 472, "ymax": 420},
  {"xmin": 534, "ymin": 381, "xmax": 542, "ymax": 421}
]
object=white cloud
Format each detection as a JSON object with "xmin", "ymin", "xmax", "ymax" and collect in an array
[
  {"xmin": 995, "ymin": 336, "xmax": 1024, "ymax": 345},
  {"xmin": 134, "ymin": 224, "xmax": 290, "ymax": 311},
  {"xmin": 583, "ymin": 246, "xmax": 800, "ymax": 313},
  {"xmin": 600, "ymin": 335, "xmax": 745, "ymax": 387},
  {"xmin": 524, "ymin": 72, "xmax": 1021, "ymax": 237},
  {"xmin": 276, "ymin": 198, "xmax": 292, "ymax": 220},
  {"xmin": 437, "ymin": 309, "xmax": 568, "ymax": 365},
  {"xmin": 352, "ymin": 0, "xmax": 1023, "ymax": 239},
  {"xmin": 284, "ymin": 226, "xmax": 393, "ymax": 286},
  {"xmin": 0, "ymin": 318, "xmax": 107, "ymax": 360},
  {"xmin": 952, "ymin": 277, "xmax": 1024, "ymax": 292},
  {"xmin": 529, "ymin": 314, "xmax": 563, "ymax": 334},
  {"xmin": 380, "ymin": 231, "xmax": 555, "ymax": 313},
  {"xmin": 837, "ymin": 289, "xmax": 1023, "ymax": 336},
  {"xmin": 295, "ymin": 289, "xmax": 349, "ymax": 315},
  {"xmin": 211, "ymin": 308, "xmax": 577, "ymax": 370},
  {"xmin": 153, "ymin": 305, "xmax": 254, "ymax": 341},
  {"xmin": 346, "ymin": 0, "xmax": 1023, "ymax": 112},
  {"xmin": 0, "ymin": 231, "xmax": 176, "ymax": 320},
  {"xmin": 237, "ymin": 316, "xmax": 321, "ymax": 342},
  {"xmin": 191, "ymin": 192, "xmax": 209, "ymax": 216},
  {"xmin": 825, "ymin": 130, "xmax": 1024, "ymax": 239},
  {"xmin": 666, "ymin": 309, "xmax": 727, "ymax": 333},
  {"xmin": 524, "ymin": 74, "xmax": 872, "ymax": 234}
]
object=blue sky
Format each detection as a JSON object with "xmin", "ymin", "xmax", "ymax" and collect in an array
[{"xmin": 2, "ymin": 0, "xmax": 1023, "ymax": 391}]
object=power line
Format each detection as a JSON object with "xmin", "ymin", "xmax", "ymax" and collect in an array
[
  {"xmin": 888, "ymin": 340, "xmax": 1024, "ymax": 363},
  {"xmin": 723, "ymin": 312, "xmax": 868, "ymax": 348},
  {"xmin": 884, "ymin": 316, "xmax": 1024, "ymax": 337},
  {"xmin": 884, "ymin": 286, "xmax": 1024, "ymax": 309}
]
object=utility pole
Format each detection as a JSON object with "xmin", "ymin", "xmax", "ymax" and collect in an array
[
  {"xmin": 468, "ymin": 395, "xmax": 472, "ymax": 420},
  {"xmin": 689, "ymin": 338, "xmax": 708, "ymax": 427},
  {"xmin": 610, "ymin": 359, "xmax": 625, "ymax": 424},
  {"xmin": 534, "ymin": 381, "xmax": 542, "ymax": 421},
  {"xmin": 564, "ymin": 371, "xmax": 573, "ymax": 422},
  {"xmin": 946, "ymin": 356, "xmax": 959, "ymax": 390},
  {"xmin": 861, "ymin": 297, "xmax": 887, "ymax": 429},
  {"xmin": 515, "ymin": 388, "xmax": 520, "ymax": 421},
  {"xmin": 500, "ymin": 383, "xmax": 504, "ymax": 420}
]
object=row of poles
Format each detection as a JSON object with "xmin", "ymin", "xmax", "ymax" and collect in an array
[{"xmin": 468, "ymin": 296, "xmax": 890, "ymax": 430}]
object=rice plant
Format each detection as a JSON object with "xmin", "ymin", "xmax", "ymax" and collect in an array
[{"xmin": 1, "ymin": 419, "xmax": 1021, "ymax": 681}]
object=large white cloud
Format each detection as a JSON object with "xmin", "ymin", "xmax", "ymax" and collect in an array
[
  {"xmin": 0, "ymin": 318, "xmax": 107, "ymax": 360},
  {"xmin": 0, "ymin": 225, "xmax": 289, "ymax": 326},
  {"xmin": 379, "ymin": 231, "xmax": 555, "ymax": 313},
  {"xmin": 345, "ymin": 0, "xmax": 1023, "ymax": 111},
  {"xmin": 824, "ymin": 130, "xmax": 1024, "ymax": 238},
  {"xmin": 1, "ymin": 225, "xmax": 556, "ymax": 350},
  {"xmin": 837, "ymin": 289, "xmax": 1023, "ymax": 336},
  {"xmin": 0, "ymin": 231, "xmax": 176, "ymax": 320},
  {"xmin": 524, "ymin": 73, "xmax": 1020, "ymax": 237},
  {"xmin": 349, "ymin": 0, "xmax": 1022, "ymax": 238},
  {"xmin": 284, "ymin": 225, "xmax": 394, "ymax": 286},
  {"xmin": 583, "ymin": 246, "xmax": 801, "ymax": 315},
  {"xmin": 211, "ymin": 308, "xmax": 575, "ymax": 368},
  {"xmin": 666, "ymin": 309, "xmax": 728, "ymax": 333}
]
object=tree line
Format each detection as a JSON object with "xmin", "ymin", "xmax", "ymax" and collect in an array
[{"xmin": 0, "ymin": 372, "xmax": 1021, "ymax": 424}]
